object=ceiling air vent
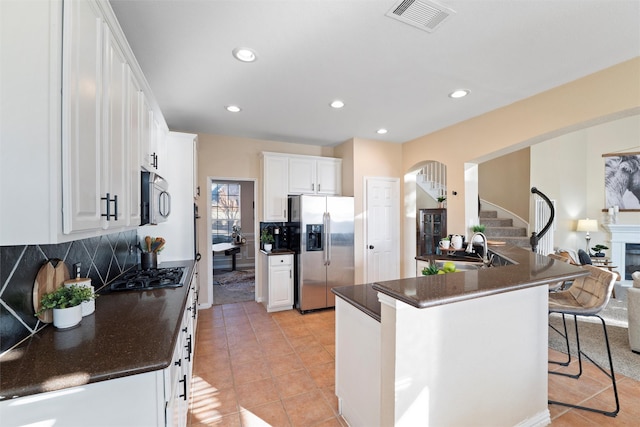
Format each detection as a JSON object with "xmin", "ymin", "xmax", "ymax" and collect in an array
[{"xmin": 386, "ymin": 0, "xmax": 455, "ymax": 33}]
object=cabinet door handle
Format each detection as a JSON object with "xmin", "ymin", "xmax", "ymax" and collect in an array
[
  {"xmin": 174, "ymin": 358, "xmax": 182, "ymax": 367},
  {"xmin": 318, "ymin": 184, "xmax": 320, "ymax": 192},
  {"xmin": 179, "ymin": 374, "xmax": 187, "ymax": 401},
  {"xmin": 369, "ymin": 245, "xmax": 374, "ymax": 249},
  {"xmin": 185, "ymin": 335, "xmax": 192, "ymax": 362},
  {"xmin": 101, "ymin": 193, "xmax": 118, "ymax": 221},
  {"xmin": 312, "ymin": 183, "xmax": 315, "ymax": 191}
]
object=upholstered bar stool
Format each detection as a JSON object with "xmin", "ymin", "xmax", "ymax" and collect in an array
[{"xmin": 548, "ymin": 265, "xmax": 619, "ymax": 417}]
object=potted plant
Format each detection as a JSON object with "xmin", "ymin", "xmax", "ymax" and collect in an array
[
  {"xmin": 261, "ymin": 228, "xmax": 274, "ymax": 252},
  {"xmin": 591, "ymin": 244, "xmax": 609, "ymax": 257},
  {"xmin": 437, "ymin": 196, "xmax": 446, "ymax": 208},
  {"xmin": 36, "ymin": 285, "xmax": 97, "ymax": 329}
]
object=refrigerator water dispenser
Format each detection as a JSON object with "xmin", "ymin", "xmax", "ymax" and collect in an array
[{"xmin": 306, "ymin": 224, "xmax": 323, "ymax": 251}]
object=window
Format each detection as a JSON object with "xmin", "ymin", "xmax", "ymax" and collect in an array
[{"xmin": 211, "ymin": 182, "xmax": 241, "ymax": 244}]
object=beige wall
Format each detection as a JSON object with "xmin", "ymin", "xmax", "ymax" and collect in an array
[
  {"xmin": 335, "ymin": 138, "xmax": 403, "ymax": 284},
  {"xmin": 402, "ymin": 57, "xmax": 640, "ymax": 236},
  {"xmin": 478, "ymin": 148, "xmax": 531, "ymax": 220},
  {"xmin": 531, "ymin": 114, "xmax": 640, "ymax": 255}
]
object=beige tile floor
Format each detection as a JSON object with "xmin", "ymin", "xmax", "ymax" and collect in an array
[{"xmin": 188, "ymin": 301, "xmax": 640, "ymax": 426}]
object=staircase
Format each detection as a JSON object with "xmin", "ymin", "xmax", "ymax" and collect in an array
[{"xmin": 480, "ymin": 210, "xmax": 530, "ymax": 249}]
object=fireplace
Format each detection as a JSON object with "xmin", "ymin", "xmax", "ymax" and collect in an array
[
  {"xmin": 626, "ymin": 243, "xmax": 640, "ymax": 280},
  {"xmin": 603, "ymin": 224, "xmax": 640, "ymax": 282}
]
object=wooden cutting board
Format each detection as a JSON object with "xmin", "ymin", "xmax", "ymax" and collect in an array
[{"xmin": 33, "ymin": 259, "xmax": 70, "ymax": 323}]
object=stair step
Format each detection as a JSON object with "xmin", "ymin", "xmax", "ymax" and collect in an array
[
  {"xmin": 479, "ymin": 210, "xmax": 497, "ymax": 218},
  {"xmin": 493, "ymin": 236, "xmax": 531, "ymax": 248},
  {"xmin": 484, "ymin": 226, "xmax": 527, "ymax": 237},
  {"xmin": 481, "ymin": 218, "xmax": 513, "ymax": 227}
]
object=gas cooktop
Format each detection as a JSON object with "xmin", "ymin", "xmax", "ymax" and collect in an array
[{"xmin": 106, "ymin": 267, "xmax": 186, "ymax": 292}]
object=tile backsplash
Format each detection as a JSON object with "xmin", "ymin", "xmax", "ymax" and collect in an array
[{"xmin": 0, "ymin": 230, "xmax": 138, "ymax": 353}]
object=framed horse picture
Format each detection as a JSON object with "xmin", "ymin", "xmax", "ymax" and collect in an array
[{"xmin": 603, "ymin": 152, "xmax": 640, "ymax": 211}]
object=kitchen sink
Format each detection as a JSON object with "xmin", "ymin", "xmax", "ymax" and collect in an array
[
  {"xmin": 434, "ymin": 251, "xmax": 516, "ymax": 270},
  {"xmin": 434, "ymin": 260, "xmax": 483, "ymax": 271}
]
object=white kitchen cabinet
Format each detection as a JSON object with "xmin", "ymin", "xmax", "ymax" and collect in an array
[
  {"xmin": 261, "ymin": 152, "xmax": 342, "ymax": 221},
  {"xmin": 263, "ymin": 253, "xmax": 294, "ymax": 312},
  {"xmin": 289, "ymin": 156, "xmax": 341, "ymax": 196},
  {"xmin": 0, "ymin": 0, "xmax": 166, "ymax": 244},
  {"xmin": 262, "ymin": 153, "xmax": 289, "ymax": 221}
]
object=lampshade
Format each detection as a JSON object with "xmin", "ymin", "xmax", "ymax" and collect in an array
[{"xmin": 576, "ymin": 219, "xmax": 598, "ymax": 232}]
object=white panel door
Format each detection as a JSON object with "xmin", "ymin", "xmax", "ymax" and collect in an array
[{"xmin": 365, "ymin": 177, "xmax": 400, "ymax": 283}]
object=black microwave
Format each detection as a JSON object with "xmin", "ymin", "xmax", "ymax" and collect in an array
[{"xmin": 141, "ymin": 171, "xmax": 171, "ymax": 225}]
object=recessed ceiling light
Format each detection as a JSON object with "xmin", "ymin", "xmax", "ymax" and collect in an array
[
  {"xmin": 330, "ymin": 100, "xmax": 345, "ymax": 109},
  {"xmin": 377, "ymin": 128, "xmax": 388, "ymax": 135},
  {"xmin": 232, "ymin": 47, "xmax": 257, "ymax": 63},
  {"xmin": 226, "ymin": 105, "xmax": 241, "ymax": 113},
  {"xmin": 449, "ymin": 89, "xmax": 470, "ymax": 99}
]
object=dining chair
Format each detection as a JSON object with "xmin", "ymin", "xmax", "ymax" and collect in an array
[{"xmin": 548, "ymin": 264, "xmax": 619, "ymax": 417}]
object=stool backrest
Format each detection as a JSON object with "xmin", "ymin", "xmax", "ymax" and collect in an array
[{"xmin": 568, "ymin": 265, "xmax": 617, "ymax": 314}]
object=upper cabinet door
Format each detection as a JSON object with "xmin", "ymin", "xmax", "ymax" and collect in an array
[
  {"xmin": 316, "ymin": 158, "xmax": 341, "ymax": 195},
  {"xmin": 62, "ymin": 0, "xmax": 104, "ymax": 234},
  {"xmin": 128, "ymin": 73, "xmax": 142, "ymax": 226},
  {"xmin": 288, "ymin": 157, "xmax": 316, "ymax": 194},
  {"xmin": 140, "ymin": 93, "xmax": 156, "ymax": 172},
  {"xmin": 263, "ymin": 154, "xmax": 289, "ymax": 221},
  {"xmin": 103, "ymin": 24, "xmax": 129, "ymax": 227}
]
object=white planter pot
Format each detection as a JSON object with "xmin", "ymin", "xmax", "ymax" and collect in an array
[
  {"xmin": 52, "ymin": 305, "xmax": 82, "ymax": 329},
  {"xmin": 264, "ymin": 243, "xmax": 273, "ymax": 253}
]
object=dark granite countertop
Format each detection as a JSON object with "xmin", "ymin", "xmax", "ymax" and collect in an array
[
  {"xmin": 332, "ymin": 284, "xmax": 381, "ymax": 322},
  {"xmin": 0, "ymin": 260, "xmax": 196, "ymax": 400},
  {"xmin": 333, "ymin": 245, "xmax": 588, "ymax": 319}
]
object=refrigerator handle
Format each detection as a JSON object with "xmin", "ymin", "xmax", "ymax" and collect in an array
[
  {"xmin": 326, "ymin": 212, "xmax": 331, "ymax": 266},
  {"xmin": 322, "ymin": 212, "xmax": 328, "ymax": 266}
]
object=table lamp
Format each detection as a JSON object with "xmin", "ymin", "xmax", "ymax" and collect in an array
[{"xmin": 576, "ymin": 218, "xmax": 598, "ymax": 253}]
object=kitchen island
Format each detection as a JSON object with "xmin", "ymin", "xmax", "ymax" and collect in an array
[
  {"xmin": 0, "ymin": 260, "xmax": 197, "ymax": 426},
  {"xmin": 333, "ymin": 245, "xmax": 588, "ymax": 427}
]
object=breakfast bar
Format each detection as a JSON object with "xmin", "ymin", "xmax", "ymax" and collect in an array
[{"xmin": 332, "ymin": 245, "xmax": 588, "ymax": 427}]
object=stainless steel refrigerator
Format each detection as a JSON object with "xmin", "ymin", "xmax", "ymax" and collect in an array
[{"xmin": 289, "ymin": 195, "xmax": 354, "ymax": 313}]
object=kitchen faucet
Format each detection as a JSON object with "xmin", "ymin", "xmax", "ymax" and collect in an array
[{"xmin": 466, "ymin": 232, "xmax": 492, "ymax": 267}]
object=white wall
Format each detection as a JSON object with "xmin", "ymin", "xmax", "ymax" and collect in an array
[{"xmin": 531, "ymin": 114, "xmax": 640, "ymax": 254}]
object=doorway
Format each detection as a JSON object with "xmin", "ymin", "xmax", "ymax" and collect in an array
[{"xmin": 206, "ymin": 177, "xmax": 257, "ymax": 306}]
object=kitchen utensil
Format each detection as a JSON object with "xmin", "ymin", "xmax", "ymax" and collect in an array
[
  {"xmin": 33, "ymin": 259, "xmax": 70, "ymax": 323},
  {"xmin": 145, "ymin": 236, "xmax": 152, "ymax": 252},
  {"xmin": 153, "ymin": 237, "xmax": 165, "ymax": 253}
]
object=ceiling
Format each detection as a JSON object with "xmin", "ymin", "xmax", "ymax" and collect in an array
[{"xmin": 109, "ymin": 0, "xmax": 640, "ymax": 147}]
